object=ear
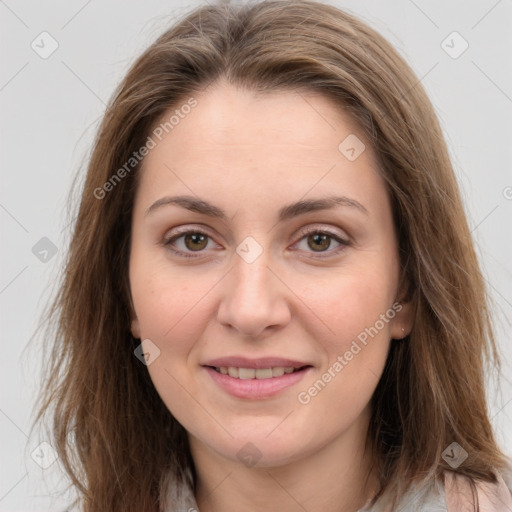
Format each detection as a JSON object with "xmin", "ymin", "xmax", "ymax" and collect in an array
[
  {"xmin": 128, "ymin": 294, "xmax": 141, "ymax": 339},
  {"xmin": 390, "ymin": 279, "xmax": 415, "ymax": 340},
  {"xmin": 389, "ymin": 300, "xmax": 414, "ymax": 339},
  {"xmin": 131, "ymin": 317, "xmax": 141, "ymax": 339}
]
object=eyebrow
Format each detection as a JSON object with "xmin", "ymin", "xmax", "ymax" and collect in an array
[{"xmin": 144, "ymin": 194, "xmax": 369, "ymax": 222}]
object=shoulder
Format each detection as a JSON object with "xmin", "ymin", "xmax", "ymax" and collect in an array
[
  {"xmin": 444, "ymin": 464, "xmax": 512, "ymax": 511},
  {"xmin": 363, "ymin": 463, "xmax": 512, "ymax": 512}
]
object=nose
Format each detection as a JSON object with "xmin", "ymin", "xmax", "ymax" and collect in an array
[{"xmin": 216, "ymin": 246, "xmax": 292, "ymax": 338}]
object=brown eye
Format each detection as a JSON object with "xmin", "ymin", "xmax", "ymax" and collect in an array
[
  {"xmin": 183, "ymin": 232, "xmax": 208, "ymax": 251},
  {"xmin": 293, "ymin": 229, "xmax": 350, "ymax": 258},
  {"xmin": 307, "ymin": 233, "xmax": 332, "ymax": 252},
  {"xmin": 163, "ymin": 229, "xmax": 216, "ymax": 258}
]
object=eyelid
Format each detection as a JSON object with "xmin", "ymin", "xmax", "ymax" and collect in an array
[
  {"xmin": 293, "ymin": 224, "xmax": 350, "ymax": 244},
  {"xmin": 164, "ymin": 224, "xmax": 213, "ymax": 237}
]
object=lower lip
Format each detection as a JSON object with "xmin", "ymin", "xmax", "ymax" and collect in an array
[{"xmin": 203, "ymin": 366, "xmax": 311, "ymax": 399}]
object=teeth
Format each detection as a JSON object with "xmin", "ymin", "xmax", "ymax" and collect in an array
[
  {"xmin": 215, "ymin": 366, "xmax": 300, "ymax": 379},
  {"xmin": 256, "ymin": 368, "xmax": 273, "ymax": 379},
  {"xmin": 272, "ymin": 367, "xmax": 285, "ymax": 377},
  {"xmin": 239, "ymin": 368, "xmax": 256, "ymax": 379}
]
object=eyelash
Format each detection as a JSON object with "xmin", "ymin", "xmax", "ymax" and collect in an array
[{"xmin": 162, "ymin": 226, "xmax": 350, "ymax": 260}]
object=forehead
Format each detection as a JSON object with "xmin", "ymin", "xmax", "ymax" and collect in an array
[
  {"xmin": 134, "ymin": 82, "xmax": 387, "ymax": 216},
  {"xmin": 152, "ymin": 83, "xmax": 364, "ymax": 153}
]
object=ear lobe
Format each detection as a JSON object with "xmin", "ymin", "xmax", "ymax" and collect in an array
[
  {"xmin": 390, "ymin": 299, "xmax": 414, "ymax": 339},
  {"xmin": 131, "ymin": 317, "xmax": 141, "ymax": 339},
  {"xmin": 390, "ymin": 273, "xmax": 415, "ymax": 339}
]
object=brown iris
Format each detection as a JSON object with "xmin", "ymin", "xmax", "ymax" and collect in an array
[
  {"xmin": 307, "ymin": 233, "xmax": 331, "ymax": 252},
  {"xmin": 184, "ymin": 233, "xmax": 208, "ymax": 251}
]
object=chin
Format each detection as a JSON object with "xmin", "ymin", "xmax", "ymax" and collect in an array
[{"xmin": 198, "ymin": 430, "xmax": 308, "ymax": 469}]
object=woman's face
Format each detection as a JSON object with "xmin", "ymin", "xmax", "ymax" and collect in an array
[{"xmin": 129, "ymin": 81, "xmax": 412, "ymax": 467}]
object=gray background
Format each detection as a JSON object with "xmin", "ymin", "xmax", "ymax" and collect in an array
[{"xmin": 1, "ymin": 0, "xmax": 511, "ymax": 510}]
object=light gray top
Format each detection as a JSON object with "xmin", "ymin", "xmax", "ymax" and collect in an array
[
  {"xmin": 59, "ymin": 460, "xmax": 512, "ymax": 511},
  {"xmin": 160, "ymin": 463, "xmax": 512, "ymax": 512}
]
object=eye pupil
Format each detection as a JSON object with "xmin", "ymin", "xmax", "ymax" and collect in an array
[
  {"xmin": 308, "ymin": 233, "xmax": 331, "ymax": 251},
  {"xmin": 185, "ymin": 233, "xmax": 208, "ymax": 251}
]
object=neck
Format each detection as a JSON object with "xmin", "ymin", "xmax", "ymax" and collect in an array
[{"xmin": 190, "ymin": 408, "xmax": 380, "ymax": 512}]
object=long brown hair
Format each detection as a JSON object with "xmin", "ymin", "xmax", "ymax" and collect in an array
[{"xmin": 29, "ymin": 0, "xmax": 508, "ymax": 510}]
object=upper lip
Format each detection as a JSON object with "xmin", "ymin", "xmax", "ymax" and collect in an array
[{"xmin": 202, "ymin": 356, "xmax": 311, "ymax": 369}]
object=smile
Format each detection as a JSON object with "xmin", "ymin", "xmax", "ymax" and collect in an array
[{"xmin": 201, "ymin": 358, "xmax": 313, "ymax": 400}]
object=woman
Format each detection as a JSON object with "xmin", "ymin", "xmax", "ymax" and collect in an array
[{"xmin": 31, "ymin": 0, "xmax": 512, "ymax": 510}]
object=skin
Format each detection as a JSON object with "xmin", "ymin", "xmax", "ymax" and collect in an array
[{"xmin": 129, "ymin": 80, "xmax": 414, "ymax": 512}]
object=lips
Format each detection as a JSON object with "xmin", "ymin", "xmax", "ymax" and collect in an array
[{"xmin": 201, "ymin": 356, "xmax": 313, "ymax": 399}]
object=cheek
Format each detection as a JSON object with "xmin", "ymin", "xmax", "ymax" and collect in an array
[
  {"xmin": 298, "ymin": 266, "xmax": 396, "ymax": 404},
  {"xmin": 308, "ymin": 266, "xmax": 397, "ymax": 352},
  {"xmin": 129, "ymin": 264, "xmax": 216, "ymax": 430},
  {"xmin": 130, "ymin": 252, "xmax": 214, "ymax": 341},
  {"xmin": 293, "ymin": 272, "xmax": 394, "ymax": 431}
]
